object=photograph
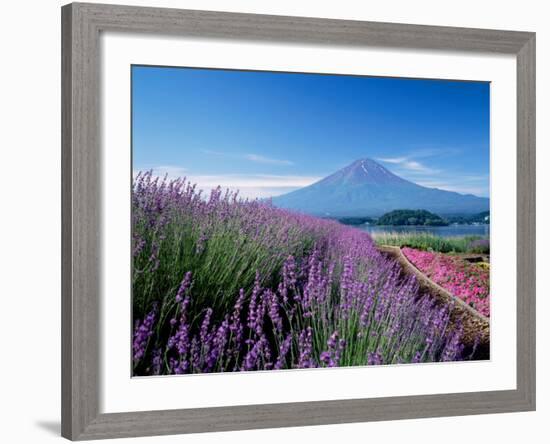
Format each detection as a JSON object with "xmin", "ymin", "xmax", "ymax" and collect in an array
[{"xmin": 131, "ymin": 65, "xmax": 490, "ymax": 377}]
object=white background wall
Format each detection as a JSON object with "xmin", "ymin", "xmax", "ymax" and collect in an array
[{"xmin": 0, "ymin": 0, "xmax": 546, "ymax": 442}]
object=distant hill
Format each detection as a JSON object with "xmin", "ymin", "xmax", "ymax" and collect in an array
[
  {"xmin": 376, "ymin": 209, "xmax": 448, "ymax": 226},
  {"xmin": 271, "ymin": 158, "xmax": 489, "ymax": 217},
  {"xmin": 335, "ymin": 216, "xmax": 375, "ymax": 226}
]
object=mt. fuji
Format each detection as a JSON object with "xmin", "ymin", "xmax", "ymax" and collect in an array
[{"xmin": 271, "ymin": 158, "xmax": 489, "ymax": 217}]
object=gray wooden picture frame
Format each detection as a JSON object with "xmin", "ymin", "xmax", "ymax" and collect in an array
[{"xmin": 61, "ymin": 2, "xmax": 536, "ymax": 440}]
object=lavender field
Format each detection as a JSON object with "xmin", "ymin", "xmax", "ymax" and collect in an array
[{"xmin": 132, "ymin": 172, "xmax": 473, "ymax": 376}]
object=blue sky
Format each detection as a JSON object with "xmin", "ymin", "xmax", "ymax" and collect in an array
[{"xmin": 132, "ymin": 66, "xmax": 490, "ymax": 199}]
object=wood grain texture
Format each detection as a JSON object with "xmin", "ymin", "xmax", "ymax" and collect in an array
[
  {"xmin": 78, "ymin": 389, "xmax": 530, "ymax": 440},
  {"xmin": 61, "ymin": 5, "xmax": 73, "ymax": 438},
  {"xmin": 61, "ymin": 2, "xmax": 536, "ymax": 440},
  {"xmin": 62, "ymin": 3, "xmax": 101, "ymax": 439},
  {"xmin": 76, "ymin": 2, "xmax": 532, "ymax": 53},
  {"xmin": 516, "ymin": 35, "xmax": 536, "ymax": 410}
]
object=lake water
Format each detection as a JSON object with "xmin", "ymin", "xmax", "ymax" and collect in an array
[{"xmin": 360, "ymin": 224, "xmax": 489, "ymax": 237}]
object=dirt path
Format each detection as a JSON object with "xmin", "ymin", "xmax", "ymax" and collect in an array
[{"xmin": 378, "ymin": 245, "xmax": 490, "ymax": 357}]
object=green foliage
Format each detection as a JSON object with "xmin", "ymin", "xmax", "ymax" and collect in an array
[
  {"xmin": 376, "ymin": 209, "xmax": 448, "ymax": 226},
  {"xmin": 373, "ymin": 231, "xmax": 488, "ymax": 254},
  {"xmin": 133, "ymin": 206, "xmax": 317, "ymax": 322},
  {"xmin": 467, "ymin": 239, "xmax": 490, "ymax": 254},
  {"xmin": 335, "ymin": 216, "xmax": 375, "ymax": 226}
]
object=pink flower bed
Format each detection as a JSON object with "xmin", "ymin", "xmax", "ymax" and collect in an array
[{"xmin": 402, "ymin": 247, "xmax": 490, "ymax": 317}]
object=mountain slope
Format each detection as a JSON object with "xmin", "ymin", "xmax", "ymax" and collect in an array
[{"xmin": 271, "ymin": 158, "xmax": 489, "ymax": 217}]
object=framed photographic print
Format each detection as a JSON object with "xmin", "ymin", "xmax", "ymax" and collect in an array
[{"xmin": 61, "ymin": 2, "xmax": 535, "ymax": 440}]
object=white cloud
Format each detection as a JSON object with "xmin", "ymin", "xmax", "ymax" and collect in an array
[
  {"xmin": 244, "ymin": 154, "xmax": 294, "ymax": 166},
  {"xmin": 376, "ymin": 156, "xmax": 439, "ymax": 174},
  {"xmin": 402, "ymin": 160, "xmax": 432, "ymax": 172},
  {"xmin": 201, "ymin": 149, "xmax": 294, "ymax": 166},
  {"xmin": 145, "ymin": 165, "xmax": 187, "ymax": 178},
  {"xmin": 414, "ymin": 178, "xmax": 489, "ymax": 197},
  {"xmin": 136, "ymin": 166, "xmax": 320, "ymax": 199},
  {"xmin": 375, "ymin": 156, "xmax": 408, "ymax": 164},
  {"xmin": 183, "ymin": 174, "xmax": 319, "ymax": 189},
  {"xmin": 376, "ymin": 153, "xmax": 488, "ymax": 197}
]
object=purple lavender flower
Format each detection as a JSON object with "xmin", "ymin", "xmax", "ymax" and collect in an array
[
  {"xmin": 247, "ymin": 273, "xmax": 261, "ymax": 331},
  {"xmin": 441, "ymin": 323, "xmax": 464, "ymax": 362},
  {"xmin": 132, "ymin": 172, "xmax": 471, "ymax": 375},
  {"xmin": 267, "ymin": 289, "xmax": 283, "ymax": 333},
  {"xmin": 274, "ymin": 334, "xmax": 292, "ymax": 370},
  {"xmin": 195, "ymin": 232, "xmax": 208, "ymax": 254},
  {"xmin": 297, "ymin": 327, "xmax": 314, "ymax": 368},
  {"xmin": 278, "ymin": 255, "xmax": 297, "ymax": 304},
  {"xmin": 242, "ymin": 338, "xmax": 262, "ymax": 371},
  {"xmin": 320, "ymin": 331, "xmax": 345, "ymax": 367},
  {"xmin": 200, "ymin": 308, "xmax": 213, "ymax": 343},
  {"xmin": 367, "ymin": 351, "xmax": 383, "ymax": 366},
  {"xmin": 175, "ymin": 271, "xmax": 192, "ymax": 303},
  {"xmin": 151, "ymin": 347, "xmax": 163, "ymax": 375},
  {"xmin": 132, "ymin": 308, "xmax": 156, "ymax": 364}
]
